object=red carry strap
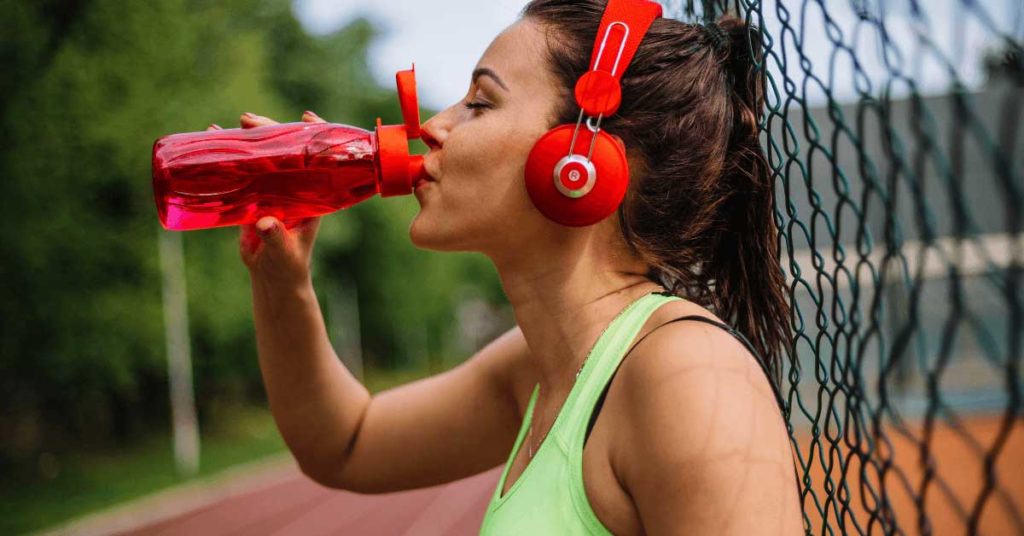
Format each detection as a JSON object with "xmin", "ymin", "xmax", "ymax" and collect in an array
[{"xmin": 575, "ymin": 0, "xmax": 662, "ymax": 117}]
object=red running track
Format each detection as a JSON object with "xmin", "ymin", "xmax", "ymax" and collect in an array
[{"xmin": 120, "ymin": 466, "xmax": 502, "ymax": 536}]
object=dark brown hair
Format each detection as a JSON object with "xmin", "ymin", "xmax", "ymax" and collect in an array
[{"xmin": 522, "ymin": 0, "xmax": 791, "ymax": 378}]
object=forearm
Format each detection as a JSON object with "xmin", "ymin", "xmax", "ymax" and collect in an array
[{"xmin": 250, "ymin": 275, "xmax": 371, "ymax": 482}]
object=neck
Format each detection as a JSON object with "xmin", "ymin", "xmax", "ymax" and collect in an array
[{"xmin": 487, "ymin": 225, "xmax": 663, "ymax": 402}]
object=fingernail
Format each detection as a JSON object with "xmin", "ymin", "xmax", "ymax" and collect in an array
[
  {"xmin": 243, "ymin": 112, "xmax": 256, "ymax": 119},
  {"xmin": 209, "ymin": 123, "xmax": 222, "ymax": 129},
  {"xmin": 257, "ymin": 218, "xmax": 275, "ymax": 235},
  {"xmin": 303, "ymin": 110, "xmax": 320, "ymax": 118}
]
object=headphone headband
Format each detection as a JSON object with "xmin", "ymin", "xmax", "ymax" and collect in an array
[
  {"xmin": 589, "ymin": 0, "xmax": 662, "ymax": 79},
  {"xmin": 575, "ymin": 0, "xmax": 663, "ymax": 117},
  {"xmin": 524, "ymin": 0, "xmax": 662, "ymax": 227}
]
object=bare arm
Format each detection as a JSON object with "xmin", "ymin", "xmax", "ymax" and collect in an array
[
  {"xmin": 237, "ymin": 111, "xmax": 531, "ymax": 493},
  {"xmin": 250, "ymin": 276, "xmax": 371, "ymax": 484},
  {"xmin": 251, "ymin": 277, "xmax": 529, "ymax": 493},
  {"xmin": 334, "ymin": 326, "xmax": 532, "ymax": 492}
]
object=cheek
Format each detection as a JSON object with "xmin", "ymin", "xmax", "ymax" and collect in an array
[
  {"xmin": 446, "ymin": 120, "xmax": 537, "ymax": 208},
  {"xmin": 412, "ymin": 108, "xmax": 552, "ymax": 249}
]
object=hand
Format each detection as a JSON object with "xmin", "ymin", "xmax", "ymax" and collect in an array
[{"xmin": 207, "ymin": 111, "xmax": 327, "ymax": 289}]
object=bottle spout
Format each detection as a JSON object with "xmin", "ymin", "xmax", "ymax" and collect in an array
[
  {"xmin": 408, "ymin": 155, "xmax": 426, "ymax": 188},
  {"xmin": 377, "ymin": 64, "xmax": 424, "ymax": 197}
]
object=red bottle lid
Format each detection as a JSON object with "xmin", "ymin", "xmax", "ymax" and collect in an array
[{"xmin": 377, "ymin": 65, "xmax": 426, "ymax": 197}]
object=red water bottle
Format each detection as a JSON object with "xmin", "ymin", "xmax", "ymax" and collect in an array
[{"xmin": 152, "ymin": 67, "xmax": 426, "ymax": 231}]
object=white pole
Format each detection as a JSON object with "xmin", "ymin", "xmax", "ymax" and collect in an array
[{"xmin": 157, "ymin": 228, "xmax": 200, "ymax": 476}]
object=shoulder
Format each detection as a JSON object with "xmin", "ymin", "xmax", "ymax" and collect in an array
[
  {"xmin": 607, "ymin": 314, "xmax": 798, "ymax": 534},
  {"xmin": 610, "ymin": 315, "xmax": 782, "ymax": 460},
  {"xmin": 615, "ymin": 313, "xmax": 779, "ymax": 418}
]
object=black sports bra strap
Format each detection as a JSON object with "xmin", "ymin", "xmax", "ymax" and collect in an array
[{"xmin": 584, "ymin": 315, "xmax": 786, "ymax": 446}]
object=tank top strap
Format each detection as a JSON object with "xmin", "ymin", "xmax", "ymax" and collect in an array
[{"xmin": 551, "ymin": 291, "xmax": 682, "ymax": 447}]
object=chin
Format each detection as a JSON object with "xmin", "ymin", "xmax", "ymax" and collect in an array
[{"xmin": 408, "ymin": 212, "xmax": 461, "ymax": 252}]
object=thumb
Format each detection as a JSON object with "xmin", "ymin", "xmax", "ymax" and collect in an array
[{"xmin": 256, "ymin": 216, "xmax": 289, "ymax": 250}]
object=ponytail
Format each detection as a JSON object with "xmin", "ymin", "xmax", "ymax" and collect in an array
[{"xmin": 705, "ymin": 17, "xmax": 791, "ymax": 381}]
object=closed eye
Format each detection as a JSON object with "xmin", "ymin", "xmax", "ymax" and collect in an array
[{"xmin": 464, "ymin": 101, "xmax": 491, "ymax": 111}]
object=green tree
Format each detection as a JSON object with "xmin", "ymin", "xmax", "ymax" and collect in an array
[{"xmin": 0, "ymin": 0, "xmax": 503, "ymax": 474}]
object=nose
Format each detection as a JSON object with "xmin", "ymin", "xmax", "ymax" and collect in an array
[
  {"xmin": 419, "ymin": 106, "xmax": 454, "ymax": 151},
  {"xmin": 419, "ymin": 126, "xmax": 442, "ymax": 151}
]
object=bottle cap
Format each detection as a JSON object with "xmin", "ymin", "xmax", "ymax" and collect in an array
[{"xmin": 377, "ymin": 65, "xmax": 426, "ymax": 197}]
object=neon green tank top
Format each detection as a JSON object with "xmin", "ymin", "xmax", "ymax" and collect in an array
[{"xmin": 479, "ymin": 291, "xmax": 682, "ymax": 535}]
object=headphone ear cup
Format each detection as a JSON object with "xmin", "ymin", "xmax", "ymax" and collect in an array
[
  {"xmin": 610, "ymin": 133, "xmax": 626, "ymax": 152},
  {"xmin": 524, "ymin": 125, "xmax": 629, "ymax": 227}
]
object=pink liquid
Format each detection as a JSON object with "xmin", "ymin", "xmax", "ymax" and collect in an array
[{"xmin": 152, "ymin": 122, "xmax": 380, "ymax": 231}]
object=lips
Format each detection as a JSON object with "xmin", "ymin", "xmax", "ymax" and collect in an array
[{"xmin": 413, "ymin": 161, "xmax": 438, "ymax": 190}]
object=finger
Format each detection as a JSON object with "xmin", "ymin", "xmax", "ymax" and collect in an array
[
  {"xmin": 240, "ymin": 223, "xmax": 261, "ymax": 257},
  {"xmin": 255, "ymin": 216, "xmax": 292, "ymax": 255},
  {"xmin": 281, "ymin": 218, "xmax": 303, "ymax": 231},
  {"xmin": 240, "ymin": 112, "xmax": 279, "ymax": 129},
  {"xmin": 206, "ymin": 123, "xmax": 223, "ymax": 131},
  {"xmin": 302, "ymin": 110, "xmax": 327, "ymax": 124},
  {"xmin": 296, "ymin": 216, "xmax": 321, "ymax": 247}
]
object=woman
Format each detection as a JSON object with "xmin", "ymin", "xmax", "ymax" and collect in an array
[{"xmin": 228, "ymin": 0, "xmax": 802, "ymax": 533}]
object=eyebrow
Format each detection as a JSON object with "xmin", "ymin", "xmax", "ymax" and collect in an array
[{"xmin": 472, "ymin": 67, "xmax": 510, "ymax": 92}]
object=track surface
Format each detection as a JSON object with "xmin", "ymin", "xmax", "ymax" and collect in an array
[
  {"xmin": 120, "ymin": 467, "xmax": 502, "ymax": 536},
  {"xmin": 118, "ymin": 415, "xmax": 1021, "ymax": 535}
]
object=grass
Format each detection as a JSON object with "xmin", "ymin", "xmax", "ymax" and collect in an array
[
  {"xmin": 0, "ymin": 405, "xmax": 286, "ymax": 535},
  {"xmin": 0, "ymin": 367, "xmax": 431, "ymax": 535}
]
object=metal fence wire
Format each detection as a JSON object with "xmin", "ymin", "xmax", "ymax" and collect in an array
[{"xmin": 661, "ymin": 0, "xmax": 1023, "ymax": 534}]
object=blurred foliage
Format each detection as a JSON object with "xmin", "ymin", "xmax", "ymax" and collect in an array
[
  {"xmin": 0, "ymin": 0, "xmax": 504, "ymax": 476},
  {"xmin": 0, "ymin": 404, "xmax": 287, "ymax": 535}
]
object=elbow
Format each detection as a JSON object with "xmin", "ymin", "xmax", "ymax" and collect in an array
[
  {"xmin": 293, "ymin": 395, "xmax": 374, "ymax": 492},
  {"xmin": 288, "ymin": 434, "xmax": 355, "ymax": 490},
  {"xmin": 292, "ymin": 439, "xmax": 373, "ymax": 493},
  {"xmin": 297, "ymin": 458, "xmax": 391, "ymax": 494},
  {"xmin": 296, "ymin": 455, "xmax": 350, "ymax": 490}
]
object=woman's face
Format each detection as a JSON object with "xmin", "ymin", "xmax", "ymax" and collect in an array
[{"xmin": 410, "ymin": 18, "xmax": 565, "ymax": 254}]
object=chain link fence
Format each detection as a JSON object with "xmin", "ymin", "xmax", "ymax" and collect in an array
[{"xmin": 664, "ymin": 0, "xmax": 1023, "ymax": 534}]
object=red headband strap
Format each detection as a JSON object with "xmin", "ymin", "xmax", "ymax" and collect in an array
[
  {"xmin": 575, "ymin": 0, "xmax": 663, "ymax": 117},
  {"xmin": 590, "ymin": 0, "xmax": 662, "ymax": 76}
]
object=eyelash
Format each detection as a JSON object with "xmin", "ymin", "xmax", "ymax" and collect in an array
[{"xmin": 464, "ymin": 101, "xmax": 491, "ymax": 112}]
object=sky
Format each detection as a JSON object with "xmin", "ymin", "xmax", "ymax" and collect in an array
[
  {"xmin": 292, "ymin": 0, "xmax": 526, "ymax": 110},
  {"xmin": 291, "ymin": 0, "xmax": 1023, "ymax": 111}
]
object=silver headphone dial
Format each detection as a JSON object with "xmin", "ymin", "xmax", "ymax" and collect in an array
[{"xmin": 553, "ymin": 155, "xmax": 597, "ymax": 199}]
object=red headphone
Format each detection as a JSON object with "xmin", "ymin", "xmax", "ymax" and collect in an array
[{"xmin": 524, "ymin": 0, "xmax": 663, "ymax": 227}]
